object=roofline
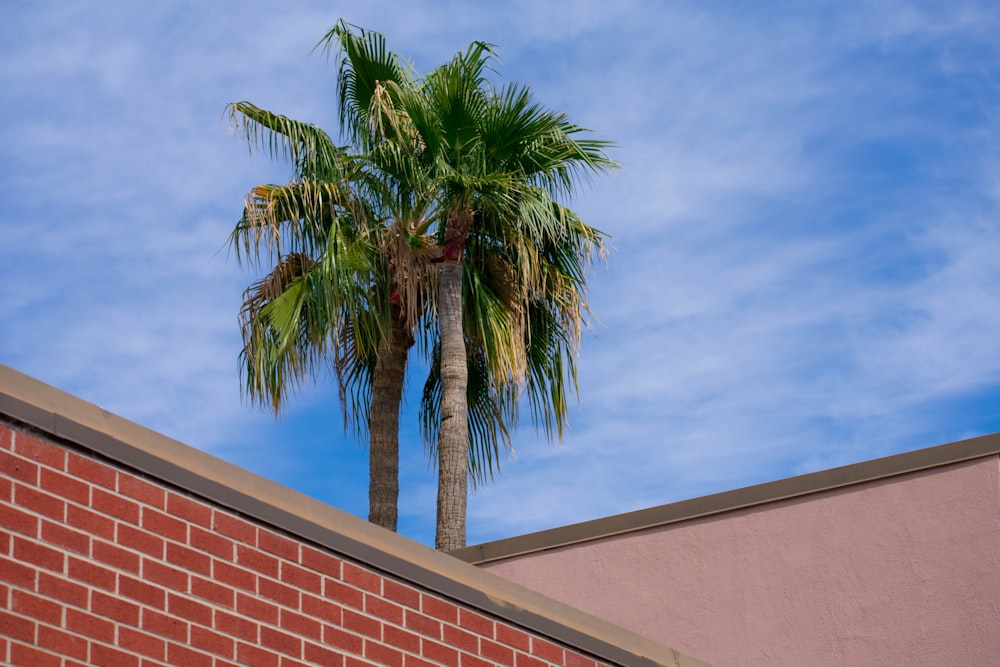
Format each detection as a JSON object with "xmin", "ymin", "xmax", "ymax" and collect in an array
[
  {"xmin": 453, "ymin": 431, "xmax": 1000, "ymax": 565},
  {"xmin": 0, "ymin": 364, "xmax": 711, "ymax": 667}
]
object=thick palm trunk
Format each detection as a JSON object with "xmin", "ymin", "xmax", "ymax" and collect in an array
[
  {"xmin": 435, "ymin": 259, "xmax": 469, "ymax": 550},
  {"xmin": 368, "ymin": 318, "xmax": 412, "ymax": 531}
]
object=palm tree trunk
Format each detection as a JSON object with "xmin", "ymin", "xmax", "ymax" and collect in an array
[
  {"xmin": 435, "ymin": 259, "xmax": 469, "ymax": 550},
  {"xmin": 368, "ymin": 317, "xmax": 412, "ymax": 531}
]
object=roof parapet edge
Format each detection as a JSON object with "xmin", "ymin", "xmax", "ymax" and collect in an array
[{"xmin": 453, "ymin": 431, "xmax": 1000, "ymax": 565}]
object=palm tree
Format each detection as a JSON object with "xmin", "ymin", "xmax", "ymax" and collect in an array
[
  {"xmin": 320, "ymin": 23, "xmax": 616, "ymax": 550},
  {"xmin": 227, "ymin": 101, "xmax": 435, "ymax": 532}
]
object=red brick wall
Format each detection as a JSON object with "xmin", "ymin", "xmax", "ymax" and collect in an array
[{"xmin": 0, "ymin": 422, "xmax": 608, "ymax": 667}]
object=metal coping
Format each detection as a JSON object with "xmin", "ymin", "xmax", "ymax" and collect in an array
[
  {"xmin": 0, "ymin": 364, "xmax": 712, "ymax": 667},
  {"xmin": 453, "ymin": 431, "xmax": 1000, "ymax": 565}
]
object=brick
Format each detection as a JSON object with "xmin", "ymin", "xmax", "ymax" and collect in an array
[
  {"xmin": 141, "ymin": 608, "xmax": 189, "ymax": 643},
  {"xmin": 120, "ymin": 627, "xmax": 167, "ymax": 660},
  {"xmin": 91, "ymin": 642, "xmax": 140, "ymax": 667},
  {"xmin": 259, "ymin": 576, "xmax": 299, "ymax": 608},
  {"xmin": 301, "ymin": 593, "xmax": 341, "ymax": 624},
  {"xmin": 343, "ymin": 562, "xmax": 381, "ymax": 594},
  {"xmin": 236, "ymin": 543, "xmax": 279, "ymax": 577},
  {"xmin": 167, "ymin": 592, "xmax": 213, "ymax": 626},
  {"xmin": 91, "ymin": 540, "xmax": 140, "ymax": 574},
  {"xmin": 213, "ymin": 511, "xmax": 256, "ymax": 545},
  {"xmin": 119, "ymin": 574, "xmax": 167, "ymax": 609},
  {"xmin": 304, "ymin": 641, "xmax": 346, "ymax": 667},
  {"xmin": 143, "ymin": 557, "xmax": 189, "ymax": 591},
  {"xmin": 260, "ymin": 625, "xmax": 303, "ymax": 657},
  {"xmin": 92, "ymin": 590, "xmax": 140, "ymax": 624},
  {"xmin": 117, "ymin": 524, "xmax": 165, "ymax": 559},
  {"xmin": 0, "ymin": 424, "xmax": 11, "ymax": 448},
  {"xmin": 11, "ymin": 589, "xmax": 62, "ymax": 625},
  {"xmin": 166, "ymin": 492, "xmax": 212, "ymax": 527},
  {"xmin": 67, "ymin": 452, "xmax": 116, "ymax": 489},
  {"xmin": 0, "ymin": 502, "xmax": 39, "ymax": 537},
  {"xmin": 531, "ymin": 637, "xmax": 565, "ymax": 663},
  {"xmin": 365, "ymin": 639, "xmax": 404, "ymax": 667},
  {"xmin": 343, "ymin": 608, "xmax": 381, "ymax": 640},
  {"xmin": 190, "ymin": 625, "xmax": 235, "ymax": 657},
  {"xmin": 68, "ymin": 554, "xmax": 117, "ymax": 590},
  {"xmin": 39, "ymin": 467, "xmax": 88, "ymax": 505},
  {"xmin": 37, "ymin": 625, "xmax": 87, "ymax": 660},
  {"xmin": 480, "ymin": 638, "xmax": 515, "ymax": 666},
  {"xmin": 41, "ymin": 519, "xmax": 90, "ymax": 555},
  {"xmin": 119, "ymin": 475, "xmax": 165, "ymax": 508},
  {"xmin": 13, "ymin": 536, "xmax": 64, "ymax": 573},
  {"xmin": 0, "ymin": 449, "xmax": 37, "ymax": 484},
  {"xmin": 91, "ymin": 487, "xmax": 139, "ymax": 523},
  {"xmin": 279, "ymin": 608, "xmax": 322, "ymax": 640},
  {"xmin": 259, "ymin": 530, "xmax": 299, "ymax": 561},
  {"xmin": 422, "ymin": 638, "xmax": 459, "ymax": 666},
  {"xmin": 444, "ymin": 624, "xmax": 480, "ymax": 654},
  {"xmin": 14, "ymin": 484, "xmax": 65, "ymax": 521},
  {"xmin": 236, "ymin": 592, "xmax": 279, "ymax": 624},
  {"xmin": 325, "ymin": 577, "xmax": 364, "ymax": 609},
  {"xmin": 189, "ymin": 525, "xmax": 233, "ymax": 559},
  {"xmin": 37, "ymin": 571, "xmax": 88, "ymax": 608},
  {"xmin": 322, "ymin": 624, "xmax": 364, "ymax": 655},
  {"xmin": 496, "ymin": 624, "xmax": 531, "ymax": 651},
  {"xmin": 0, "ymin": 555, "xmax": 36, "ymax": 589},
  {"xmin": 422, "ymin": 594, "xmax": 459, "ymax": 624},
  {"xmin": 214, "ymin": 560, "xmax": 257, "ymax": 593},
  {"xmin": 366, "ymin": 594, "xmax": 404, "ymax": 625},
  {"xmin": 514, "ymin": 654, "xmax": 547, "ymax": 667},
  {"xmin": 167, "ymin": 642, "xmax": 213, "ymax": 667},
  {"xmin": 141, "ymin": 507, "xmax": 186, "ymax": 542},
  {"xmin": 280, "ymin": 657, "xmax": 312, "ymax": 667},
  {"xmin": 66, "ymin": 504, "xmax": 114, "ymax": 540},
  {"xmin": 216, "ymin": 609, "xmax": 258, "ymax": 642},
  {"xmin": 166, "ymin": 542, "xmax": 212, "ymax": 577},
  {"xmin": 384, "ymin": 625, "xmax": 422, "ymax": 653},
  {"xmin": 236, "ymin": 641, "xmax": 280, "ymax": 667},
  {"xmin": 564, "ymin": 652, "xmax": 599, "ymax": 667},
  {"xmin": 460, "ymin": 654, "xmax": 495, "ymax": 667},
  {"xmin": 190, "ymin": 575, "xmax": 233, "ymax": 608},
  {"xmin": 10, "ymin": 642, "xmax": 60, "ymax": 667},
  {"xmin": 0, "ymin": 609, "xmax": 35, "ymax": 642},
  {"xmin": 65, "ymin": 608, "xmax": 115, "ymax": 643},
  {"xmin": 13, "ymin": 433, "xmax": 64, "ymax": 468},
  {"xmin": 405, "ymin": 609, "xmax": 442, "ymax": 640},
  {"xmin": 300, "ymin": 545, "xmax": 341, "ymax": 577},
  {"xmin": 346, "ymin": 656, "xmax": 380, "ymax": 667},
  {"xmin": 383, "ymin": 579, "xmax": 421, "ymax": 610},
  {"xmin": 458, "ymin": 608, "xmax": 494, "ymax": 638},
  {"xmin": 280, "ymin": 561, "xmax": 321, "ymax": 591},
  {"xmin": 0, "ymin": 473, "xmax": 11, "ymax": 502},
  {"xmin": 405, "ymin": 656, "xmax": 439, "ymax": 667}
]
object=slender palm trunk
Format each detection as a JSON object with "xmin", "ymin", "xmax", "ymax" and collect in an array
[
  {"xmin": 435, "ymin": 259, "xmax": 469, "ymax": 550},
  {"xmin": 368, "ymin": 317, "xmax": 412, "ymax": 531}
]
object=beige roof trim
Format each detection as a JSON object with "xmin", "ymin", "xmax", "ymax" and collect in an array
[
  {"xmin": 454, "ymin": 431, "xmax": 1000, "ymax": 565},
  {"xmin": 0, "ymin": 364, "xmax": 711, "ymax": 667}
]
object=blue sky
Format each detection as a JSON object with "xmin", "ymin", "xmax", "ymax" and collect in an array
[{"xmin": 2, "ymin": 1, "xmax": 999, "ymax": 548}]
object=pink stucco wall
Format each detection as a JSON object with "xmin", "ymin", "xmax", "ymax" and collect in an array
[{"xmin": 480, "ymin": 456, "xmax": 1000, "ymax": 667}]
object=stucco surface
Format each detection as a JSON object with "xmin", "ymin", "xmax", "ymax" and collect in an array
[{"xmin": 481, "ymin": 457, "xmax": 1000, "ymax": 667}]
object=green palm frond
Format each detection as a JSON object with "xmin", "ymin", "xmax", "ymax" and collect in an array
[
  {"xmin": 315, "ymin": 20, "xmax": 417, "ymax": 150},
  {"xmin": 228, "ymin": 101, "xmax": 352, "ymax": 181}
]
